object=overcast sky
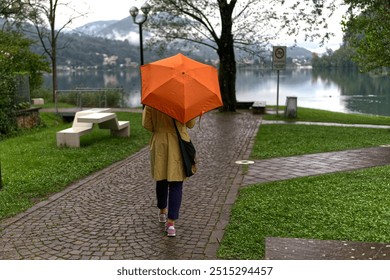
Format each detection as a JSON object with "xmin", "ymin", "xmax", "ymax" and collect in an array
[{"xmin": 59, "ymin": 0, "xmax": 346, "ymax": 53}]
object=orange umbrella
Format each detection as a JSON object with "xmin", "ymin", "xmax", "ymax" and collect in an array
[{"xmin": 140, "ymin": 53, "xmax": 223, "ymax": 123}]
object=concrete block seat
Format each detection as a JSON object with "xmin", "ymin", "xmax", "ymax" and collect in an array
[
  {"xmin": 56, "ymin": 110, "xmax": 130, "ymax": 147},
  {"xmin": 56, "ymin": 111, "xmax": 94, "ymax": 147},
  {"xmin": 97, "ymin": 118, "xmax": 130, "ymax": 137},
  {"xmin": 252, "ymin": 101, "xmax": 266, "ymax": 114}
]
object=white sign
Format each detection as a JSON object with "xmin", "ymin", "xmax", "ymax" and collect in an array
[{"xmin": 272, "ymin": 46, "xmax": 287, "ymax": 70}]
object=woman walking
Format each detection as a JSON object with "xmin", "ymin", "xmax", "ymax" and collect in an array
[{"xmin": 142, "ymin": 105, "xmax": 196, "ymax": 237}]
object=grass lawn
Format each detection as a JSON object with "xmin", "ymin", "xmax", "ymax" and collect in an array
[
  {"xmin": 218, "ymin": 108, "xmax": 390, "ymax": 259},
  {"xmin": 252, "ymin": 124, "xmax": 390, "ymax": 159},
  {"xmin": 0, "ymin": 112, "xmax": 150, "ymax": 220},
  {"xmin": 218, "ymin": 166, "xmax": 390, "ymax": 259},
  {"xmin": 264, "ymin": 107, "xmax": 390, "ymax": 125}
]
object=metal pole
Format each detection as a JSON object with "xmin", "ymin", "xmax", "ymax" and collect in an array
[
  {"xmin": 276, "ymin": 70, "xmax": 280, "ymax": 116},
  {"xmin": 55, "ymin": 90, "xmax": 59, "ymax": 114},
  {"xmin": 139, "ymin": 24, "xmax": 144, "ymax": 66}
]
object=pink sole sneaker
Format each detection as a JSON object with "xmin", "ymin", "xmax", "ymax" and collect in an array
[{"xmin": 166, "ymin": 225, "xmax": 176, "ymax": 237}]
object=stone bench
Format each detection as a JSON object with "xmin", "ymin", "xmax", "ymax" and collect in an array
[
  {"xmin": 31, "ymin": 98, "xmax": 44, "ymax": 105},
  {"xmin": 97, "ymin": 118, "xmax": 130, "ymax": 137},
  {"xmin": 252, "ymin": 101, "xmax": 266, "ymax": 114},
  {"xmin": 56, "ymin": 109, "xmax": 130, "ymax": 148},
  {"xmin": 56, "ymin": 111, "xmax": 94, "ymax": 147}
]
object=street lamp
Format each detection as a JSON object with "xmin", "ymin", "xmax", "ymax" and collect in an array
[{"xmin": 129, "ymin": 3, "xmax": 152, "ymax": 66}]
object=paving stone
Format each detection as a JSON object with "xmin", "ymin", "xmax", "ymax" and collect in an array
[
  {"xmin": 2, "ymin": 111, "xmax": 390, "ymax": 260},
  {"xmin": 265, "ymin": 237, "xmax": 390, "ymax": 260}
]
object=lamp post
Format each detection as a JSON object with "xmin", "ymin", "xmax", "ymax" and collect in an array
[{"xmin": 129, "ymin": 3, "xmax": 152, "ymax": 66}]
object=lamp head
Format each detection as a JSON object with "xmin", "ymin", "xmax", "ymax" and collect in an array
[
  {"xmin": 141, "ymin": 3, "xmax": 152, "ymax": 15},
  {"xmin": 129, "ymin": 6, "xmax": 139, "ymax": 18}
]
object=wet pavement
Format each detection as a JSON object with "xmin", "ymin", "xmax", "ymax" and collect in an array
[
  {"xmin": 1, "ymin": 111, "xmax": 390, "ymax": 260},
  {"xmin": 243, "ymin": 146, "xmax": 390, "ymax": 185},
  {"xmin": 265, "ymin": 238, "xmax": 390, "ymax": 260}
]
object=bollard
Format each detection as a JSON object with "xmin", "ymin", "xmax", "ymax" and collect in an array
[{"xmin": 284, "ymin": 96, "xmax": 298, "ymax": 118}]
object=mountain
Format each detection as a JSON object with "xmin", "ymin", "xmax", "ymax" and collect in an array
[
  {"xmin": 2, "ymin": 16, "xmax": 314, "ymax": 69},
  {"xmin": 70, "ymin": 17, "xmax": 219, "ymax": 65},
  {"xmin": 286, "ymin": 46, "xmax": 313, "ymax": 59},
  {"xmin": 73, "ymin": 20, "xmax": 118, "ymax": 37},
  {"xmin": 72, "ymin": 18, "xmax": 314, "ymax": 60},
  {"xmin": 73, "ymin": 17, "xmax": 142, "ymax": 44}
]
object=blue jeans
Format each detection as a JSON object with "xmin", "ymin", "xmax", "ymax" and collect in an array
[{"xmin": 156, "ymin": 180, "xmax": 183, "ymax": 220}]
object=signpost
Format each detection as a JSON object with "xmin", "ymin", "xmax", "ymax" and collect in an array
[{"xmin": 272, "ymin": 46, "xmax": 287, "ymax": 115}]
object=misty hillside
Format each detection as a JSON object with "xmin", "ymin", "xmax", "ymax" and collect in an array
[{"xmin": 1, "ymin": 17, "xmax": 314, "ymax": 68}]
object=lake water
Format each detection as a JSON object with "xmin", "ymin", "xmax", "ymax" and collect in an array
[{"xmin": 44, "ymin": 67, "xmax": 390, "ymax": 116}]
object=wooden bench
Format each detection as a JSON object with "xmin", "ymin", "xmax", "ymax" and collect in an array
[
  {"xmin": 252, "ymin": 101, "xmax": 266, "ymax": 114},
  {"xmin": 56, "ymin": 109, "xmax": 130, "ymax": 148}
]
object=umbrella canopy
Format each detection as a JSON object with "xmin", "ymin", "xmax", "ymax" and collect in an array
[{"xmin": 141, "ymin": 53, "xmax": 223, "ymax": 123}]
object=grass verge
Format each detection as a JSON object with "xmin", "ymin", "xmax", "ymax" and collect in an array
[
  {"xmin": 264, "ymin": 107, "xmax": 390, "ymax": 125},
  {"xmin": 218, "ymin": 107, "xmax": 390, "ymax": 259},
  {"xmin": 0, "ymin": 112, "xmax": 150, "ymax": 220},
  {"xmin": 218, "ymin": 166, "xmax": 390, "ymax": 259},
  {"xmin": 252, "ymin": 124, "xmax": 390, "ymax": 159}
]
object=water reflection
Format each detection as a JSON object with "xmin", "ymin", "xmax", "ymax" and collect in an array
[
  {"xmin": 311, "ymin": 69, "xmax": 390, "ymax": 116},
  {"xmin": 51, "ymin": 69, "xmax": 142, "ymax": 107},
  {"xmin": 44, "ymin": 67, "xmax": 390, "ymax": 116},
  {"xmin": 236, "ymin": 67, "xmax": 390, "ymax": 116}
]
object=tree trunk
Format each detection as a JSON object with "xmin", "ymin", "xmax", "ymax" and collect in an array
[
  {"xmin": 51, "ymin": 51, "xmax": 57, "ymax": 103},
  {"xmin": 50, "ymin": 5, "xmax": 57, "ymax": 103},
  {"xmin": 217, "ymin": 0, "xmax": 237, "ymax": 112},
  {"xmin": 218, "ymin": 44, "xmax": 237, "ymax": 112}
]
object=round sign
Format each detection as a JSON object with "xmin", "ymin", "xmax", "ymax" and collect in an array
[{"xmin": 275, "ymin": 47, "xmax": 285, "ymax": 59}]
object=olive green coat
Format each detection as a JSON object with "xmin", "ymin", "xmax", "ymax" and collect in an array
[{"xmin": 142, "ymin": 106, "xmax": 196, "ymax": 182}]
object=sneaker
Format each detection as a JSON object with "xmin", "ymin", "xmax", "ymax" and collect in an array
[
  {"xmin": 166, "ymin": 224, "xmax": 176, "ymax": 237},
  {"xmin": 158, "ymin": 212, "xmax": 167, "ymax": 223}
]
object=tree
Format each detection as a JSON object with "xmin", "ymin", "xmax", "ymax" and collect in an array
[
  {"xmin": 147, "ymin": 0, "xmax": 338, "ymax": 111},
  {"xmin": 0, "ymin": 0, "xmax": 22, "ymax": 18},
  {"xmin": 0, "ymin": 30, "xmax": 50, "ymax": 90},
  {"xmin": 25, "ymin": 0, "xmax": 86, "ymax": 102},
  {"xmin": 0, "ymin": 0, "xmax": 31, "ymax": 27},
  {"xmin": 0, "ymin": 30, "xmax": 49, "ymax": 135},
  {"xmin": 342, "ymin": 0, "xmax": 390, "ymax": 72},
  {"xmin": 312, "ymin": 45, "xmax": 356, "ymax": 69}
]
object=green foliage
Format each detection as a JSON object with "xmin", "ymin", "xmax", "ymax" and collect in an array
[
  {"xmin": 13, "ymin": 102, "xmax": 31, "ymax": 110},
  {"xmin": 312, "ymin": 46, "xmax": 357, "ymax": 69},
  {"xmin": 0, "ymin": 30, "xmax": 50, "ymax": 91},
  {"xmin": 0, "ymin": 70, "xmax": 17, "ymax": 136},
  {"xmin": 342, "ymin": 1, "xmax": 390, "ymax": 72},
  {"xmin": 0, "ymin": 1, "xmax": 21, "ymax": 18},
  {"xmin": 56, "ymin": 90, "xmax": 124, "ymax": 108},
  {"xmin": 0, "ymin": 30, "xmax": 49, "ymax": 136}
]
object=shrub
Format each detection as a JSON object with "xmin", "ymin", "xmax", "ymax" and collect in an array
[{"xmin": 0, "ymin": 70, "xmax": 17, "ymax": 136}]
